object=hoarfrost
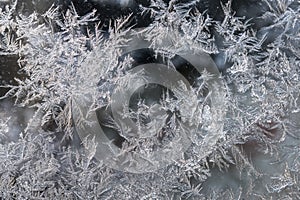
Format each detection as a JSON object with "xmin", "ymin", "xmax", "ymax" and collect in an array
[{"xmin": 0, "ymin": 0, "xmax": 299, "ymax": 199}]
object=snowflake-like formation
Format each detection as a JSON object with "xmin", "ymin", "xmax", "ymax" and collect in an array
[{"xmin": 0, "ymin": 0, "xmax": 299, "ymax": 199}]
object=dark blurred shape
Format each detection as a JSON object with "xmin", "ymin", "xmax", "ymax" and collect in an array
[{"xmin": 0, "ymin": 55, "xmax": 21, "ymax": 98}]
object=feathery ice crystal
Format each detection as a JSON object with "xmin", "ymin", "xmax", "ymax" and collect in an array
[{"xmin": 0, "ymin": 0, "xmax": 299, "ymax": 199}]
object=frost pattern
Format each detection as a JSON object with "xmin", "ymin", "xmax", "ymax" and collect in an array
[{"xmin": 0, "ymin": 0, "xmax": 299, "ymax": 199}]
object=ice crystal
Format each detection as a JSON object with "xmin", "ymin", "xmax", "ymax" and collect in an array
[{"xmin": 0, "ymin": 0, "xmax": 299, "ymax": 199}]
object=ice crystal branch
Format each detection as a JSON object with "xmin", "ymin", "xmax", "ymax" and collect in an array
[{"xmin": 0, "ymin": 0, "xmax": 299, "ymax": 199}]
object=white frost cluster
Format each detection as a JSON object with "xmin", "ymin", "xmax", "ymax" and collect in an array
[{"xmin": 0, "ymin": 0, "xmax": 299, "ymax": 199}]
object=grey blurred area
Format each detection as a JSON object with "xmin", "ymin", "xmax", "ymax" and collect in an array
[
  {"xmin": 0, "ymin": 55, "xmax": 19, "ymax": 97},
  {"xmin": 91, "ymin": 0, "xmax": 134, "ymax": 6},
  {"xmin": 0, "ymin": 54, "xmax": 34, "ymax": 142}
]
